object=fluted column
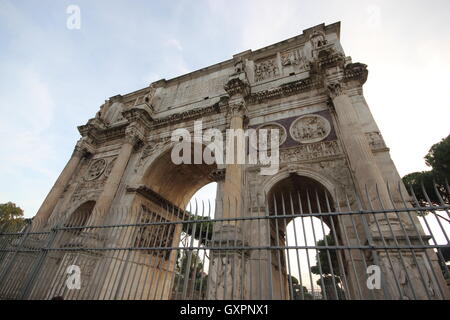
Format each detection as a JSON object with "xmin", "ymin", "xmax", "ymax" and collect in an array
[
  {"xmin": 327, "ymin": 83, "xmax": 392, "ymax": 210},
  {"xmin": 34, "ymin": 138, "xmax": 91, "ymax": 224},
  {"xmin": 89, "ymin": 124, "xmax": 143, "ymax": 225},
  {"xmin": 222, "ymin": 100, "xmax": 246, "ymax": 220},
  {"xmin": 207, "ymin": 58, "xmax": 251, "ymax": 300},
  {"xmin": 325, "ymin": 70, "xmax": 450, "ymax": 300}
]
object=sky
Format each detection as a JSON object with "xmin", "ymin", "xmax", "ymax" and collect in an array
[{"xmin": 0, "ymin": 0, "xmax": 450, "ymax": 218}]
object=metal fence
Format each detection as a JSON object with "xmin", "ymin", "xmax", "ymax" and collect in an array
[{"xmin": 0, "ymin": 181, "xmax": 449, "ymax": 300}]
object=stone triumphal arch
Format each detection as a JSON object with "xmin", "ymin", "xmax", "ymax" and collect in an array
[{"xmin": 19, "ymin": 22, "xmax": 449, "ymax": 300}]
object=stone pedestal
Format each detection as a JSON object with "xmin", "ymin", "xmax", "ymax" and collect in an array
[{"xmin": 206, "ymin": 225, "xmax": 250, "ymax": 300}]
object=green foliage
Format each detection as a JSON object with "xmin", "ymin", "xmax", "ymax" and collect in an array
[
  {"xmin": 402, "ymin": 171, "xmax": 446, "ymax": 207},
  {"xmin": 316, "ymin": 275, "xmax": 346, "ymax": 300},
  {"xmin": 310, "ymin": 234, "xmax": 341, "ymax": 277},
  {"xmin": 174, "ymin": 251, "xmax": 208, "ymax": 298},
  {"xmin": 425, "ymin": 135, "xmax": 450, "ymax": 178},
  {"xmin": 182, "ymin": 213, "xmax": 213, "ymax": 245},
  {"xmin": 289, "ymin": 275, "xmax": 313, "ymax": 300},
  {"xmin": 310, "ymin": 233, "xmax": 346, "ymax": 300},
  {"xmin": 0, "ymin": 202, "xmax": 27, "ymax": 232},
  {"xmin": 402, "ymin": 134, "xmax": 450, "ymax": 207},
  {"xmin": 0, "ymin": 202, "xmax": 28, "ymax": 265}
]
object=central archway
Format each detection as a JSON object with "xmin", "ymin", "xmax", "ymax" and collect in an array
[
  {"xmin": 123, "ymin": 144, "xmax": 219, "ymax": 300},
  {"xmin": 141, "ymin": 147, "xmax": 218, "ymax": 208}
]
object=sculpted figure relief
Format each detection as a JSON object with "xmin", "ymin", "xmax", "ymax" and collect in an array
[
  {"xmin": 366, "ymin": 131, "xmax": 387, "ymax": 150},
  {"xmin": 70, "ymin": 157, "xmax": 116, "ymax": 203},
  {"xmin": 280, "ymin": 48, "xmax": 309, "ymax": 71},
  {"xmin": 280, "ymin": 140, "xmax": 341, "ymax": 163},
  {"xmin": 254, "ymin": 58, "xmax": 279, "ymax": 83},
  {"xmin": 251, "ymin": 123, "xmax": 287, "ymax": 151},
  {"xmin": 290, "ymin": 114, "xmax": 331, "ymax": 144},
  {"xmin": 310, "ymin": 30, "xmax": 327, "ymax": 49},
  {"xmin": 85, "ymin": 159, "xmax": 107, "ymax": 181}
]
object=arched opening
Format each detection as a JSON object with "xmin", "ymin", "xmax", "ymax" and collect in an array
[
  {"xmin": 129, "ymin": 144, "xmax": 218, "ymax": 300},
  {"xmin": 60, "ymin": 201, "xmax": 96, "ymax": 246},
  {"xmin": 142, "ymin": 146, "xmax": 217, "ymax": 208},
  {"xmin": 267, "ymin": 174, "xmax": 346, "ymax": 300}
]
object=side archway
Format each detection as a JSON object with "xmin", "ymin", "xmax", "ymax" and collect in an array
[{"xmin": 264, "ymin": 173, "xmax": 348, "ymax": 300}]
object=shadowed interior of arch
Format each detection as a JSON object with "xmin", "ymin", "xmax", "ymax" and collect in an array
[
  {"xmin": 140, "ymin": 143, "xmax": 218, "ymax": 209},
  {"xmin": 60, "ymin": 200, "xmax": 96, "ymax": 246},
  {"xmin": 267, "ymin": 174, "xmax": 335, "ymax": 218}
]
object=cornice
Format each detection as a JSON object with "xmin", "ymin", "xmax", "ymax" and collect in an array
[
  {"xmin": 248, "ymin": 76, "xmax": 323, "ymax": 104},
  {"xmin": 151, "ymin": 96, "xmax": 228, "ymax": 128},
  {"xmin": 78, "ymin": 121, "xmax": 128, "ymax": 145}
]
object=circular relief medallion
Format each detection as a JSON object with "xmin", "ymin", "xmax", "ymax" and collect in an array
[
  {"xmin": 289, "ymin": 114, "xmax": 331, "ymax": 144},
  {"xmin": 251, "ymin": 123, "xmax": 287, "ymax": 151},
  {"xmin": 85, "ymin": 158, "xmax": 107, "ymax": 181}
]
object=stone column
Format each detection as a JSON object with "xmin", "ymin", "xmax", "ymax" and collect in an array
[
  {"xmin": 34, "ymin": 138, "xmax": 91, "ymax": 225},
  {"xmin": 327, "ymin": 83, "xmax": 393, "ymax": 211},
  {"xmin": 222, "ymin": 100, "xmax": 246, "ymax": 220},
  {"xmin": 209, "ymin": 169, "xmax": 226, "ymax": 219},
  {"xmin": 207, "ymin": 102, "xmax": 249, "ymax": 299},
  {"xmin": 207, "ymin": 60, "xmax": 252, "ymax": 299},
  {"xmin": 89, "ymin": 124, "xmax": 143, "ymax": 225},
  {"xmin": 323, "ymin": 60, "xmax": 450, "ymax": 300}
]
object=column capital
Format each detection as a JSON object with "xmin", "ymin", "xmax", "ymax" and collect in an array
[
  {"xmin": 322, "ymin": 62, "xmax": 368, "ymax": 100},
  {"xmin": 326, "ymin": 81, "xmax": 346, "ymax": 99},
  {"xmin": 73, "ymin": 138, "xmax": 94, "ymax": 158},
  {"xmin": 124, "ymin": 122, "xmax": 145, "ymax": 147},
  {"xmin": 224, "ymin": 57, "xmax": 251, "ymax": 98},
  {"xmin": 227, "ymin": 99, "xmax": 247, "ymax": 119}
]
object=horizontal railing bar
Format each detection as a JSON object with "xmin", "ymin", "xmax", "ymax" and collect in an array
[
  {"xmin": 2, "ymin": 244, "xmax": 448, "ymax": 253},
  {"xmin": 5, "ymin": 205, "xmax": 445, "ymax": 233},
  {"xmin": 0, "ymin": 231, "xmax": 50, "ymax": 237}
]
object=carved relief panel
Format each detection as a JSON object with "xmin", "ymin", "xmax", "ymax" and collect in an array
[
  {"xmin": 71, "ymin": 156, "xmax": 117, "ymax": 203},
  {"xmin": 85, "ymin": 159, "xmax": 107, "ymax": 181},
  {"xmin": 254, "ymin": 56, "xmax": 280, "ymax": 83},
  {"xmin": 366, "ymin": 131, "xmax": 387, "ymax": 150},
  {"xmin": 289, "ymin": 114, "xmax": 331, "ymax": 144},
  {"xmin": 251, "ymin": 123, "xmax": 287, "ymax": 151},
  {"xmin": 280, "ymin": 47, "xmax": 310, "ymax": 74},
  {"xmin": 280, "ymin": 140, "xmax": 341, "ymax": 163}
]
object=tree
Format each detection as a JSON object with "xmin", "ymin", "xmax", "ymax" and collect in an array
[
  {"xmin": 0, "ymin": 202, "xmax": 28, "ymax": 265},
  {"xmin": 425, "ymin": 134, "xmax": 450, "ymax": 178},
  {"xmin": 402, "ymin": 134, "xmax": 450, "ymax": 207},
  {"xmin": 0, "ymin": 202, "xmax": 27, "ymax": 232},
  {"xmin": 310, "ymin": 234, "xmax": 346, "ymax": 300},
  {"xmin": 288, "ymin": 275, "xmax": 313, "ymax": 300},
  {"xmin": 173, "ymin": 251, "xmax": 208, "ymax": 299},
  {"xmin": 182, "ymin": 213, "xmax": 213, "ymax": 245}
]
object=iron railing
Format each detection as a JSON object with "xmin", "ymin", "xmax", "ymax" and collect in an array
[{"xmin": 0, "ymin": 181, "xmax": 449, "ymax": 300}]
